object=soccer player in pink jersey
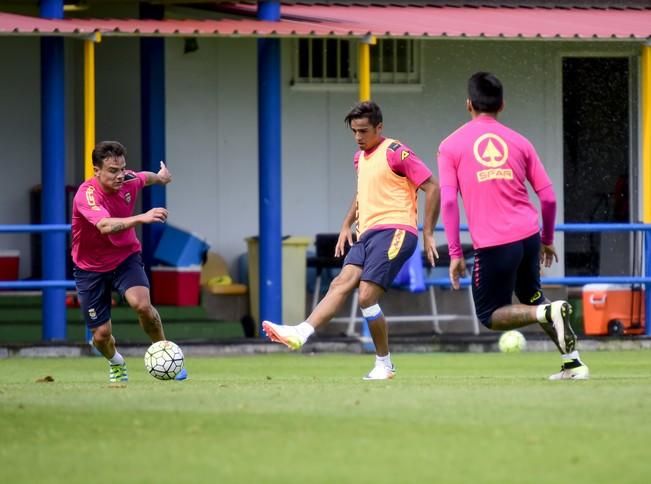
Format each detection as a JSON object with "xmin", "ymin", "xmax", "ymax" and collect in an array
[
  {"xmin": 263, "ymin": 101, "xmax": 441, "ymax": 380},
  {"xmin": 438, "ymin": 72, "xmax": 589, "ymax": 380},
  {"xmin": 71, "ymin": 141, "xmax": 186, "ymax": 382}
]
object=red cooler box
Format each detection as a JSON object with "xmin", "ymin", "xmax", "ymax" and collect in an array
[
  {"xmin": 582, "ymin": 284, "xmax": 645, "ymax": 336},
  {"xmin": 151, "ymin": 266, "xmax": 201, "ymax": 306},
  {"xmin": 0, "ymin": 250, "xmax": 20, "ymax": 280}
]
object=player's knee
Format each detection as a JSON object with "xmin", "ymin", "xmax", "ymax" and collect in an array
[
  {"xmin": 329, "ymin": 273, "xmax": 356, "ymax": 294},
  {"xmin": 358, "ymin": 290, "xmax": 377, "ymax": 309},
  {"xmin": 132, "ymin": 299, "xmax": 155, "ymax": 318},
  {"xmin": 92, "ymin": 323, "xmax": 112, "ymax": 344}
]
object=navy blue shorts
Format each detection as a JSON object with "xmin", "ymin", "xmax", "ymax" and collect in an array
[
  {"xmin": 344, "ymin": 228, "xmax": 418, "ymax": 291},
  {"xmin": 472, "ymin": 233, "xmax": 546, "ymax": 328},
  {"xmin": 73, "ymin": 252, "xmax": 150, "ymax": 329}
]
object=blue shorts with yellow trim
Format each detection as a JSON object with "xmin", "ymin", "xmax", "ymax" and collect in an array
[{"xmin": 344, "ymin": 228, "xmax": 418, "ymax": 291}]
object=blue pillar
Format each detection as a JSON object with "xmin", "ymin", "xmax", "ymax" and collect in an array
[
  {"xmin": 258, "ymin": 0, "xmax": 280, "ymax": 19},
  {"xmin": 257, "ymin": 1, "xmax": 282, "ymax": 330},
  {"xmin": 645, "ymin": 231, "xmax": 651, "ymax": 336},
  {"xmin": 140, "ymin": 3, "xmax": 166, "ymax": 272},
  {"xmin": 40, "ymin": 0, "xmax": 66, "ymax": 341}
]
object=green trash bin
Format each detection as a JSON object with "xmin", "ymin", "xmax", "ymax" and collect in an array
[{"xmin": 246, "ymin": 236, "xmax": 311, "ymax": 329}]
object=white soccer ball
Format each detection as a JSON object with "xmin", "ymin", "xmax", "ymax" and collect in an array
[
  {"xmin": 498, "ymin": 330, "xmax": 527, "ymax": 353},
  {"xmin": 144, "ymin": 340, "xmax": 185, "ymax": 380}
]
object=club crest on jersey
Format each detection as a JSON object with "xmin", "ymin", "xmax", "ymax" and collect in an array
[
  {"xmin": 473, "ymin": 133, "xmax": 513, "ymax": 182},
  {"xmin": 124, "ymin": 192, "xmax": 131, "ymax": 204}
]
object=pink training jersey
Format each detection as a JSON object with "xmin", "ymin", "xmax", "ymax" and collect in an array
[
  {"xmin": 71, "ymin": 171, "xmax": 148, "ymax": 272},
  {"xmin": 353, "ymin": 138, "xmax": 432, "ymax": 235},
  {"xmin": 438, "ymin": 115, "xmax": 554, "ymax": 257}
]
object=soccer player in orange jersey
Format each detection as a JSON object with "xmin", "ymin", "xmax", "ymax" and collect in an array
[{"xmin": 263, "ymin": 101, "xmax": 440, "ymax": 380}]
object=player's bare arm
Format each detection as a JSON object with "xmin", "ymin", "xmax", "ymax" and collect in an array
[
  {"xmin": 336, "ymin": 196, "xmax": 357, "ymax": 257},
  {"xmin": 96, "ymin": 207, "xmax": 168, "ymax": 235},
  {"xmin": 419, "ymin": 177, "xmax": 441, "ymax": 266},
  {"xmin": 143, "ymin": 161, "xmax": 172, "ymax": 186}
]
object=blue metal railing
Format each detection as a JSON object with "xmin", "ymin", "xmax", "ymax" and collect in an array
[
  {"xmin": 0, "ymin": 224, "xmax": 73, "ymax": 290},
  {"xmin": 0, "ymin": 280, "xmax": 75, "ymax": 289},
  {"xmin": 2, "ymin": 222, "xmax": 651, "ymax": 338},
  {"xmin": 429, "ymin": 222, "xmax": 651, "ymax": 335},
  {"xmin": 434, "ymin": 223, "xmax": 651, "ymax": 285},
  {"xmin": 0, "ymin": 224, "xmax": 75, "ymax": 289},
  {"xmin": 0, "ymin": 223, "xmax": 73, "ymax": 341},
  {"xmin": 0, "ymin": 224, "xmax": 71, "ymax": 234}
]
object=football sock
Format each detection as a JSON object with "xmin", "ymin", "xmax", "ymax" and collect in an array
[
  {"xmin": 376, "ymin": 353, "xmax": 392, "ymax": 368},
  {"xmin": 296, "ymin": 322, "xmax": 315, "ymax": 342},
  {"xmin": 562, "ymin": 350, "xmax": 583, "ymax": 368},
  {"xmin": 536, "ymin": 304, "xmax": 551, "ymax": 324},
  {"xmin": 108, "ymin": 351, "xmax": 125, "ymax": 366}
]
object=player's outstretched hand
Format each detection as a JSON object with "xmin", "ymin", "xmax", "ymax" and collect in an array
[
  {"xmin": 157, "ymin": 161, "xmax": 172, "ymax": 185},
  {"xmin": 423, "ymin": 232, "xmax": 439, "ymax": 267},
  {"xmin": 335, "ymin": 226, "xmax": 353, "ymax": 258},
  {"xmin": 449, "ymin": 257, "xmax": 467, "ymax": 290},
  {"xmin": 540, "ymin": 244, "xmax": 558, "ymax": 268},
  {"xmin": 143, "ymin": 207, "xmax": 168, "ymax": 224}
]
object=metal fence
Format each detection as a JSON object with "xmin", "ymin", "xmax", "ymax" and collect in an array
[{"xmin": 1, "ymin": 222, "xmax": 650, "ymax": 339}]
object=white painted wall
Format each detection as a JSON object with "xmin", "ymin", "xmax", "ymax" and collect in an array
[
  {"xmin": 0, "ymin": 33, "xmax": 639, "ymax": 281},
  {"xmin": 165, "ymin": 37, "xmax": 259, "ymax": 275}
]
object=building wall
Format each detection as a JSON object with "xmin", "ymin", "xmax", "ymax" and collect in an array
[
  {"xmin": 0, "ymin": 34, "xmax": 639, "ymax": 280},
  {"xmin": 164, "ymin": 37, "xmax": 638, "ymax": 277},
  {"xmin": 0, "ymin": 37, "xmax": 85, "ymax": 279},
  {"xmin": 0, "ymin": 38, "xmax": 41, "ymax": 278}
]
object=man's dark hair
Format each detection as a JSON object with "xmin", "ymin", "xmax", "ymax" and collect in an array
[
  {"xmin": 468, "ymin": 72, "xmax": 503, "ymax": 114},
  {"xmin": 344, "ymin": 101, "xmax": 383, "ymax": 128},
  {"xmin": 92, "ymin": 141, "xmax": 127, "ymax": 168}
]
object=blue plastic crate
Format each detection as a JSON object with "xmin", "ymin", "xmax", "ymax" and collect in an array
[{"xmin": 153, "ymin": 225, "xmax": 209, "ymax": 267}]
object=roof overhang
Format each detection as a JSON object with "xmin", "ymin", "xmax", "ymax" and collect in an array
[{"xmin": 0, "ymin": 4, "xmax": 650, "ymax": 41}]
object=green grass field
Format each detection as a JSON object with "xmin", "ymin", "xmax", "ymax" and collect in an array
[{"xmin": 1, "ymin": 351, "xmax": 651, "ymax": 484}]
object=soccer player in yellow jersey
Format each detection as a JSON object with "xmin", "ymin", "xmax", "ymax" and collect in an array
[{"xmin": 263, "ymin": 101, "xmax": 440, "ymax": 380}]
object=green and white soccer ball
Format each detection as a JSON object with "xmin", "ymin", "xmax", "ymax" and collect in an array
[
  {"xmin": 498, "ymin": 330, "xmax": 527, "ymax": 353},
  {"xmin": 144, "ymin": 340, "xmax": 185, "ymax": 380}
]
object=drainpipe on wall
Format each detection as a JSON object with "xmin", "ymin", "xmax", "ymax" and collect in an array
[
  {"xmin": 641, "ymin": 44, "xmax": 651, "ymax": 335},
  {"xmin": 358, "ymin": 35, "xmax": 376, "ymax": 101},
  {"xmin": 84, "ymin": 33, "xmax": 101, "ymax": 180}
]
